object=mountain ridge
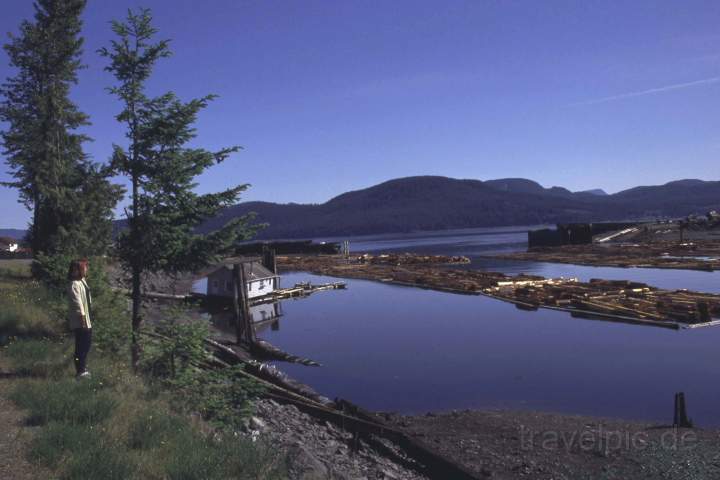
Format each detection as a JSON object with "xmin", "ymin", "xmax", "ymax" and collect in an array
[
  {"xmin": 6, "ymin": 176, "xmax": 719, "ymax": 240},
  {"xmin": 201, "ymin": 176, "xmax": 719, "ymax": 239}
]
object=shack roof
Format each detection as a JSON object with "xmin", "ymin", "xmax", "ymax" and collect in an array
[{"xmin": 208, "ymin": 260, "xmax": 278, "ymax": 281}]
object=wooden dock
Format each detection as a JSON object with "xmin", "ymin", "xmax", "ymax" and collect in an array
[{"xmin": 249, "ymin": 281, "xmax": 346, "ymax": 305}]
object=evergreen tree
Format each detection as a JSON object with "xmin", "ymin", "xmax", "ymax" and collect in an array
[
  {"xmin": 99, "ymin": 9, "xmax": 254, "ymax": 363},
  {"xmin": 0, "ymin": 0, "xmax": 121, "ymax": 266}
]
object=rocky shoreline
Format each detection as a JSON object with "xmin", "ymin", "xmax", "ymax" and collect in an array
[
  {"xmin": 384, "ymin": 409, "xmax": 720, "ymax": 479},
  {"xmin": 247, "ymin": 399, "xmax": 428, "ymax": 480}
]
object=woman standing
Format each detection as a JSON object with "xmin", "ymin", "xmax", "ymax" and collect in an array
[{"xmin": 68, "ymin": 259, "xmax": 92, "ymax": 378}]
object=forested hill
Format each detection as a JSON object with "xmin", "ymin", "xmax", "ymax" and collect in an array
[
  {"xmin": 200, "ymin": 176, "xmax": 720, "ymax": 239},
  {"xmin": 14, "ymin": 176, "xmax": 720, "ymax": 241},
  {"xmin": 0, "ymin": 229, "xmax": 27, "ymax": 240}
]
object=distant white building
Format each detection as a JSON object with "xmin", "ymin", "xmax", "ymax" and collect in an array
[
  {"xmin": 206, "ymin": 261, "xmax": 279, "ymax": 299},
  {"xmin": 0, "ymin": 237, "xmax": 19, "ymax": 253}
]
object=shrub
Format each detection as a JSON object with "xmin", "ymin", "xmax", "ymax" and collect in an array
[
  {"xmin": 141, "ymin": 316, "xmax": 265, "ymax": 430},
  {"xmin": 179, "ymin": 365, "xmax": 266, "ymax": 431},
  {"xmin": 31, "ymin": 252, "xmax": 75, "ymax": 291},
  {"xmin": 90, "ymin": 288, "xmax": 131, "ymax": 356}
]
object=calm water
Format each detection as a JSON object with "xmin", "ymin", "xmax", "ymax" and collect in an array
[
  {"xmin": 262, "ymin": 272, "xmax": 720, "ymax": 426},
  {"xmin": 207, "ymin": 227, "xmax": 720, "ymax": 425}
]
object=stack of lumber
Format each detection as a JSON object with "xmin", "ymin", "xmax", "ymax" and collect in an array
[{"xmin": 278, "ymin": 254, "xmax": 720, "ymax": 327}]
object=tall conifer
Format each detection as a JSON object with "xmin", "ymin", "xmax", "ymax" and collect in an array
[
  {"xmin": 100, "ymin": 9, "xmax": 254, "ymax": 363},
  {"xmin": 0, "ymin": 0, "xmax": 121, "ymax": 266}
]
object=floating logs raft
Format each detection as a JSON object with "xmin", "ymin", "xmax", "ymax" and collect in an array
[
  {"xmin": 278, "ymin": 254, "xmax": 720, "ymax": 329},
  {"xmin": 489, "ymin": 240, "xmax": 720, "ymax": 271}
]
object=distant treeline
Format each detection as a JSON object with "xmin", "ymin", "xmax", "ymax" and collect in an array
[{"xmin": 194, "ymin": 176, "xmax": 720, "ymax": 239}]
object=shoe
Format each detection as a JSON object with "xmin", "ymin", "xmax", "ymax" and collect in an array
[{"xmin": 76, "ymin": 371, "xmax": 91, "ymax": 379}]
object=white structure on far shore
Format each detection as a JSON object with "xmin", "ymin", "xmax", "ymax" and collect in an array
[{"xmin": 0, "ymin": 237, "xmax": 19, "ymax": 253}]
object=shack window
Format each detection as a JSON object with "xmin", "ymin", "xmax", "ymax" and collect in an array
[
  {"xmin": 225, "ymin": 281, "xmax": 231, "ymax": 292},
  {"xmin": 212, "ymin": 280, "xmax": 218, "ymax": 290},
  {"xmin": 259, "ymin": 280, "xmax": 265, "ymax": 290}
]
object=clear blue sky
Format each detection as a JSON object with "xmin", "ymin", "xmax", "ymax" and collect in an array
[{"xmin": 1, "ymin": 0, "xmax": 719, "ymax": 228}]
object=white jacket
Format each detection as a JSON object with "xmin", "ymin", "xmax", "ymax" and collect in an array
[{"xmin": 68, "ymin": 279, "xmax": 92, "ymax": 329}]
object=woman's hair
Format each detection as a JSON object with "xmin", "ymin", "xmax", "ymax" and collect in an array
[{"xmin": 67, "ymin": 259, "xmax": 89, "ymax": 281}]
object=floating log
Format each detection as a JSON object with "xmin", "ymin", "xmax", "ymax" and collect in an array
[
  {"xmin": 279, "ymin": 254, "xmax": 720, "ymax": 329},
  {"xmin": 250, "ymin": 339, "xmax": 322, "ymax": 367}
]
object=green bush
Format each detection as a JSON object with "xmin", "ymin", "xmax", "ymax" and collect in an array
[
  {"xmin": 180, "ymin": 365, "xmax": 266, "ymax": 431},
  {"xmin": 10, "ymin": 377, "xmax": 116, "ymax": 426},
  {"xmin": 31, "ymin": 252, "xmax": 75, "ymax": 291},
  {"xmin": 90, "ymin": 289, "xmax": 131, "ymax": 355}
]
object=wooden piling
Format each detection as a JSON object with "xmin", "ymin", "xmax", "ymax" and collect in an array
[
  {"xmin": 233, "ymin": 263, "xmax": 256, "ymax": 345},
  {"xmin": 232, "ymin": 264, "xmax": 244, "ymax": 345},
  {"xmin": 239, "ymin": 263, "xmax": 255, "ymax": 344},
  {"xmin": 673, "ymin": 392, "xmax": 693, "ymax": 428},
  {"xmin": 262, "ymin": 246, "xmax": 277, "ymax": 274}
]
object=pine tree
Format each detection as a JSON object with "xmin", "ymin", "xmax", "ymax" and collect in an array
[
  {"xmin": 0, "ymin": 0, "xmax": 121, "ymax": 266},
  {"xmin": 99, "ymin": 9, "xmax": 255, "ymax": 363}
]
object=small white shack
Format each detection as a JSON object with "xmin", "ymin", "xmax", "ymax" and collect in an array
[
  {"xmin": 0, "ymin": 237, "xmax": 19, "ymax": 253},
  {"xmin": 206, "ymin": 260, "xmax": 279, "ymax": 299}
]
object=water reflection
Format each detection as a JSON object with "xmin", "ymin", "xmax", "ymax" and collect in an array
[
  {"xmin": 200, "ymin": 300, "xmax": 284, "ymax": 336},
  {"xmin": 189, "ymin": 227, "xmax": 720, "ymax": 425},
  {"xmin": 259, "ymin": 272, "xmax": 720, "ymax": 427}
]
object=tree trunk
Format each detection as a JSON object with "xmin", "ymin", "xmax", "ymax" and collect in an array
[{"xmin": 130, "ymin": 174, "xmax": 142, "ymax": 369}]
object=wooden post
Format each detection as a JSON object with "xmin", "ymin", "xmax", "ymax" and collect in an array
[
  {"xmin": 238, "ymin": 263, "xmax": 256, "ymax": 344},
  {"xmin": 232, "ymin": 264, "xmax": 244, "ymax": 345},
  {"xmin": 262, "ymin": 246, "xmax": 277, "ymax": 274},
  {"xmin": 673, "ymin": 392, "xmax": 693, "ymax": 428},
  {"xmin": 696, "ymin": 301, "xmax": 710, "ymax": 323}
]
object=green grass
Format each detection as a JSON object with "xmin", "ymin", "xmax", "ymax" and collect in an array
[
  {"xmin": 126, "ymin": 406, "xmax": 187, "ymax": 450},
  {"xmin": 1, "ymin": 265, "xmax": 285, "ymax": 479},
  {"xmin": 7, "ymin": 353, "xmax": 285, "ymax": 479},
  {"xmin": 0, "ymin": 259, "xmax": 32, "ymax": 278},
  {"xmin": 28, "ymin": 421, "xmax": 105, "ymax": 468},
  {"xmin": 10, "ymin": 377, "xmax": 117, "ymax": 426},
  {"xmin": 0, "ymin": 266, "xmax": 64, "ymax": 339},
  {"xmin": 3, "ymin": 338, "xmax": 70, "ymax": 377}
]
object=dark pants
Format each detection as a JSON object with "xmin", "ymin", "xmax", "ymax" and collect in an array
[{"xmin": 73, "ymin": 328, "xmax": 92, "ymax": 374}]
